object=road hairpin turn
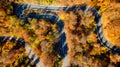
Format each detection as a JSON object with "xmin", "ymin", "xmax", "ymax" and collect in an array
[{"xmin": 1, "ymin": 2, "xmax": 120, "ymax": 67}]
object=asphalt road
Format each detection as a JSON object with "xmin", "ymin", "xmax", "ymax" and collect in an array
[{"xmin": 1, "ymin": 2, "xmax": 119, "ymax": 67}]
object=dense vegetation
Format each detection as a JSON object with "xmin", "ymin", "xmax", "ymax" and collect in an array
[{"xmin": 0, "ymin": 0, "xmax": 120, "ymax": 67}]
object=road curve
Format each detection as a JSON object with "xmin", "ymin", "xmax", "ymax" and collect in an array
[
  {"xmin": 12, "ymin": 3, "xmax": 100, "ymax": 67},
  {"xmin": 1, "ymin": 2, "xmax": 120, "ymax": 67},
  {"xmin": 12, "ymin": 2, "xmax": 68, "ymax": 67},
  {"xmin": 0, "ymin": 36, "xmax": 45, "ymax": 67}
]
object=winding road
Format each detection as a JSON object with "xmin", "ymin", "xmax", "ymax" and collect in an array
[{"xmin": 0, "ymin": 2, "xmax": 119, "ymax": 67}]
